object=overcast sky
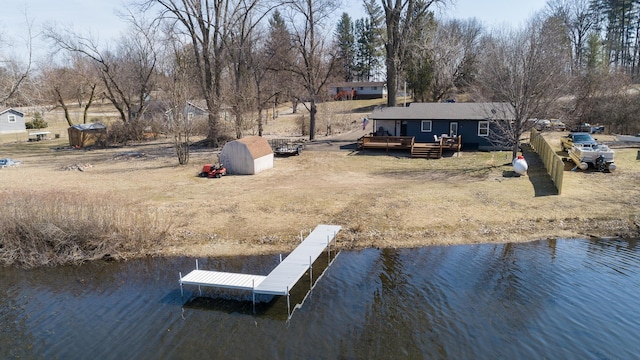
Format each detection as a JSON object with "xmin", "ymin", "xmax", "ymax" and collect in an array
[
  {"xmin": 449, "ymin": 0, "xmax": 548, "ymax": 27},
  {"xmin": 1, "ymin": 0, "xmax": 548, "ymax": 61}
]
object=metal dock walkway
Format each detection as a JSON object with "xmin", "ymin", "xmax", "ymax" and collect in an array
[{"xmin": 179, "ymin": 224, "xmax": 341, "ymax": 317}]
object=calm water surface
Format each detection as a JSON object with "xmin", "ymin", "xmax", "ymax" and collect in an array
[{"xmin": 1, "ymin": 238, "xmax": 639, "ymax": 359}]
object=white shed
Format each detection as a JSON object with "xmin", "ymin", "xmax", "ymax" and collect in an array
[{"xmin": 219, "ymin": 136, "xmax": 274, "ymax": 175}]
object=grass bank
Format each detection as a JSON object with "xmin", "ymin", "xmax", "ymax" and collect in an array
[{"xmin": 0, "ymin": 191, "xmax": 170, "ymax": 268}]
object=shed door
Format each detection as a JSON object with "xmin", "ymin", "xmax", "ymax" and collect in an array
[
  {"xmin": 400, "ymin": 121, "xmax": 407, "ymax": 136},
  {"xmin": 449, "ymin": 122, "xmax": 458, "ymax": 137}
]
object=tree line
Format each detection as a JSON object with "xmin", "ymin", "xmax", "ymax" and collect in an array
[{"xmin": 1, "ymin": 0, "xmax": 640, "ymax": 162}]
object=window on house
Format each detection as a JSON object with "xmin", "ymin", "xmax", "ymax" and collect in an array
[
  {"xmin": 8, "ymin": 115, "xmax": 16, "ymax": 123},
  {"xmin": 478, "ymin": 121, "xmax": 489, "ymax": 136},
  {"xmin": 372, "ymin": 86, "xmax": 377, "ymax": 90},
  {"xmin": 188, "ymin": 112, "xmax": 194, "ymax": 121},
  {"xmin": 359, "ymin": 87, "xmax": 364, "ymax": 90},
  {"xmin": 421, "ymin": 120, "xmax": 432, "ymax": 132}
]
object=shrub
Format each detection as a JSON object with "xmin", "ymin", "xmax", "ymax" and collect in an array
[
  {"xmin": 0, "ymin": 191, "xmax": 171, "ymax": 268},
  {"xmin": 25, "ymin": 112, "xmax": 48, "ymax": 129},
  {"xmin": 105, "ymin": 120, "xmax": 154, "ymax": 145},
  {"xmin": 297, "ymin": 115, "xmax": 308, "ymax": 136}
]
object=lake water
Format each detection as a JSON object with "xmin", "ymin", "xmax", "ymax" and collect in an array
[{"xmin": 1, "ymin": 238, "xmax": 639, "ymax": 359}]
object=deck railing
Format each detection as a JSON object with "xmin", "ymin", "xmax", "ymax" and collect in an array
[
  {"xmin": 357, "ymin": 135, "xmax": 462, "ymax": 159},
  {"xmin": 357, "ymin": 135, "xmax": 415, "ymax": 153}
]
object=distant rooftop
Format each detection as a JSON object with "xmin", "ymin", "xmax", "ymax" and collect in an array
[
  {"xmin": 329, "ymin": 81, "xmax": 386, "ymax": 88},
  {"xmin": 70, "ymin": 123, "xmax": 107, "ymax": 131}
]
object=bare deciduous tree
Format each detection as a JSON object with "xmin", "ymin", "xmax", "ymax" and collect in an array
[
  {"xmin": 367, "ymin": 0, "xmax": 447, "ymax": 107},
  {"xmin": 568, "ymin": 71, "xmax": 640, "ymax": 135},
  {"xmin": 408, "ymin": 17, "xmax": 482, "ymax": 102},
  {"xmin": 250, "ymin": 34, "xmax": 284, "ymax": 137},
  {"xmin": 45, "ymin": 19, "xmax": 159, "ymax": 128},
  {"xmin": 430, "ymin": 19, "xmax": 482, "ymax": 101},
  {"xmin": 287, "ymin": 0, "xmax": 340, "ymax": 140},
  {"xmin": 546, "ymin": 0, "xmax": 599, "ymax": 74},
  {"xmin": 225, "ymin": 1, "xmax": 276, "ymax": 139},
  {"xmin": 41, "ymin": 54, "xmax": 99, "ymax": 126},
  {"xmin": 162, "ymin": 42, "xmax": 198, "ymax": 165},
  {"xmin": 476, "ymin": 15, "xmax": 571, "ymax": 158},
  {"xmin": 0, "ymin": 17, "xmax": 33, "ymax": 106},
  {"xmin": 141, "ymin": 0, "xmax": 242, "ymax": 146}
]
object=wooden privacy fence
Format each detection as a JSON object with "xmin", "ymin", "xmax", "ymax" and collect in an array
[{"xmin": 529, "ymin": 129, "xmax": 564, "ymax": 195}]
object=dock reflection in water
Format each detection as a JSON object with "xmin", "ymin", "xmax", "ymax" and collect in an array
[{"xmin": 1, "ymin": 238, "xmax": 639, "ymax": 359}]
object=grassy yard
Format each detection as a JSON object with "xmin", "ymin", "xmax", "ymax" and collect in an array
[{"xmin": 1, "ymin": 101, "xmax": 639, "ymax": 268}]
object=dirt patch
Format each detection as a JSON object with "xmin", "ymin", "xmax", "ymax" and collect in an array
[{"xmin": 59, "ymin": 163, "xmax": 94, "ymax": 171}]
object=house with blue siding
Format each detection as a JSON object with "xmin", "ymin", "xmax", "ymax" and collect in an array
[
  {"xmin": 369, "ymin": 102, "xmax": 514, "ymax": 150},
  {"xmin": 0, "ymin": 108, "xmax": 26, "ymax": 134}
]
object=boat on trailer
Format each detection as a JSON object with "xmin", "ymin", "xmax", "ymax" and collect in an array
[{"xmin": 568, "ymin": 143, "xmax": 616, "ymax": 172}]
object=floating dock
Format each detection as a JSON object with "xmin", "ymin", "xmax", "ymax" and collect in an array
[{"xmin": 179, "ymin": 224, "xmax": 341, "ymax": 317}]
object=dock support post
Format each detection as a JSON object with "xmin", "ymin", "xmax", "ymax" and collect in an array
[
  {"xmin": 252, "ymin": 279, "xmax": 256, "ymax": 314},
  {"xmin": 309, "ymin": 256, "xmax": 313, "ymax": 289},
  {"xmin": 327, "ymin": 236, "xmax": 331, "ymax": 265},
  {"xmin": 279, "ymin": 254, "xmax": 282, "ymax": 263},
  {"xmin": 286, "ymin": 286, "xmax": 291, "ymax": 319},
  {"xmin": 179, "ymin": 272, "xmax": 183, "ymax": 298},
  {"xmin": 195, "ymin": 259, "xmax": 201, "ymax": 296}
]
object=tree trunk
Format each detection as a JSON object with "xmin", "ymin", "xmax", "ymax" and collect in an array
[
  {"xmin": 82, "ymin": 84, "xmax": 96, "ymax": 124},
  {"xmin": 175, "ymin": 138, "xmax": 190, "ymax": 165},
  {"xmin": 386, "ymin": 54, "xmax": 397, "ymax": 107},
  {"xmin": 55, "ymin": 88, "xmax": 73, "ymax": 127},
  {"xmin": 60, "ymin": 101, "xmax": 72, "ymax": 127},
  {"xmin": 205, "ymin": 91, "xmax": 220, "ymax": 146},
  {"xmin": 309, "ymin": 100, "xmax": 317, "ymax": 140},
  {"xmin": 258, "ymin": 108, "xmax": 264, "ymax": 136},
  {"xmin": 234, "ymin": 106, "xmax": 243, "ymax": 139}
]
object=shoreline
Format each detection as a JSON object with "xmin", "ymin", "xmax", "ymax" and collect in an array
[{"xmin": 157, "ymin": 216, "xmax": 640, "ymax": 259}]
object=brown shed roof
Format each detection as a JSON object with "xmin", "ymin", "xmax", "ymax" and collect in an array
[{"xmin": 238, "ymin": 136, "xmax": 273, "ymax": 159}]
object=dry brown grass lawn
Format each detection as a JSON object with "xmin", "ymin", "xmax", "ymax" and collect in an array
[{"xmin": 1, "ymin": 102, "xmax": 639, "ymax": 262}]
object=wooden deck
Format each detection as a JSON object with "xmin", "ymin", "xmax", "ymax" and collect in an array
[{"xmin": 357, "ymin": 135, "xmax": 461, "ymax": 159}]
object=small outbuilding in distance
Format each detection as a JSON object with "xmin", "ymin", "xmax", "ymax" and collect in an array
[
  {"xmin": 67, "ymin": 123, "xmax": 107, "ymax": 148},
  {"xmin": 218, "ymin": 136, "xmax": 274, "ymax": 175}
]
